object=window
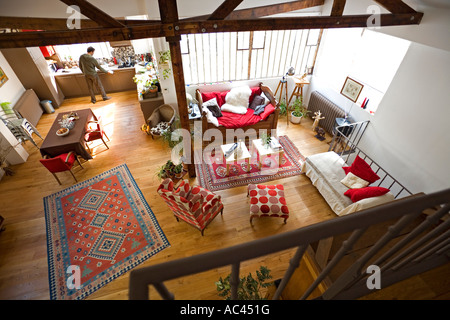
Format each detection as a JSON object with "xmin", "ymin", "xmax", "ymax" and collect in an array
[
  {"xmin": 181, "ymin": 29, "xmax": 322, "ymax": 85},
  {"xmin": 54, "ymin": 42, "xmax": 113, "ymax": 62}
]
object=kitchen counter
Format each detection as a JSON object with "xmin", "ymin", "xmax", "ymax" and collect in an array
[{"xmin": 54, "ymin": 65, "xmax": 137, "ymax": 98}]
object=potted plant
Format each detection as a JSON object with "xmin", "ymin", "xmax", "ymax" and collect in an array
[
  {"xmin": 173, "ymin": 163, "xmax": 184, "ymax": 179},
  {"xmin": 290, "ymin": 97, "xmax": 309, "ymax": 124},
  {"xmin": 142, "ymin": 78, "xmax": 159, "ymax": 99},
  {"xmin": 260, "ymin": 132, "xmax": 272, "ymax": 149},
  {"xmin": 158, "ymin": 50, "xmax": 172, "ymax": 80},
  {"xmin": 215, "ymin": 266, "xmax": 274, "ymax": 300}
]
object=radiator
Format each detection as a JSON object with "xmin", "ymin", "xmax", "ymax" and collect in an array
[{"xmin": 307, "ymin": 91, "xmax": 345, "ymax": 134}]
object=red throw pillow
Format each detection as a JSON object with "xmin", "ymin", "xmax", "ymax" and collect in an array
[
  {"xmin": 342, "ymin": 155, "xmax": 380, "ymax": 183},
  {"xmin": 344, "ymin": 186, "xmax": 390, "ymax": 203},
  {"xmin": 259, "ymin": 103, "xmax": 275, "ymax": 120}
]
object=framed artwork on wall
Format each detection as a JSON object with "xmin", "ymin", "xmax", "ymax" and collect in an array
[
  {"xmin": 340, "ymin": 76, "xmax": 364, "ymax": 102},
  {"xmin": 0, "ymin": 67, "xmax": 8, "ymax": 88}
]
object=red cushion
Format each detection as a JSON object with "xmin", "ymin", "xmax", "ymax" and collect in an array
[
  {"xmin": 342, "ymin": 156, "xmax": 380, "ymax": 183},
  {"xmin": 344, "ymin": 186, "xmax": 390, "ymax": 203},
  {"xmin": 259, "ymin": 103, "xmax": 276, "ymax": 120}
]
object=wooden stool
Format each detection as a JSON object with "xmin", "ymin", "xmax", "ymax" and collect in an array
[{"xmin": 288, "ymin": 76, "xmax": 310, "ymax": 104}]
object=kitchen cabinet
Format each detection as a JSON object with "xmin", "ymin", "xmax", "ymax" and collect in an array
[{"xmin": 54, "ymin": 66, "xmax": 136, "ymax": 98}]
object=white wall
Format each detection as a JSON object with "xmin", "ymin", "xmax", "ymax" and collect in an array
[{"xmin": 358, "ymin": 42, "xmax": 450, "ymax": 194}]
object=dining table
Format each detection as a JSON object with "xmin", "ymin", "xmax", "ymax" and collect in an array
[{"xmin": 40, "ymin": 108, "xmax": 97, "ymax": 160}]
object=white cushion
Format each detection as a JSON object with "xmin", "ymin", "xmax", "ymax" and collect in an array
[{"xmin": 340, "ymin": 172, "xmax": 370, "ymax": 189}]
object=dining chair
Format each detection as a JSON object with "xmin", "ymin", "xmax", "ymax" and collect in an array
[
  {"xmin": 39, "ymin": 151, "xmax": 83, "ymax": 185},
  {"xmin": 84, "ymin": 116, "xmax": 109, "ymax": 154}
]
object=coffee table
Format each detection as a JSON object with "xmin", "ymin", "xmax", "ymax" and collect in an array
[
  {"xmin": 252, "ymin": 138, "xmax": 284, "ymax": 170},
  {"xmin": 220, "ymin": 141, "xmax": 251, "ymax": 176}
]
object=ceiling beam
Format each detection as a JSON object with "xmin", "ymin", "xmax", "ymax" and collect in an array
[
  {"xmin": 227, "ymin": 0, "xmax": 325, "ymax": 19},
  {"xmin": 330, "ymin": 0, "xmax": 346, "ymax": 16},
  {"xmin": 184, "ymin": 0, "xmax": 324, "ymax": 21},
  {"xmin": 208, "ymin": 0, "xmax": 244, "ymax": 20},
  {"xmin": 0, "ymin": 13, "xmax": 423, "ymax": 49},
  {"xmin": 0, "ymin": 16, "xmax": 158, "ymax": 31},
  {"xmin": 59, "ymin": 0, "xmax": 125, "ymax": 28},
  {"xmin": 373, "ymin": 0, "xmax": 418, "ymax": 14}
]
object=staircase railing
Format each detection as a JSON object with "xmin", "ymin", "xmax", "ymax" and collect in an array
[{"xmin": 129, "ymin": 188, "xmax": 450, "ymax": 300}]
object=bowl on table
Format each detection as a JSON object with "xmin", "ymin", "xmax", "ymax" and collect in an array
[{"xmin": 56, "ymin": 127, "xmax": 70, "ymax": 137}]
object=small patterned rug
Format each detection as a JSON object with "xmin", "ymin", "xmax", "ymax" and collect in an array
[
  {"xmin": 195, "ymin": 136, "xmax": 305, "ymax": 191},
  {"xmin": 44, "ymin": 164, "xmax": 169, "ymax": 300}
]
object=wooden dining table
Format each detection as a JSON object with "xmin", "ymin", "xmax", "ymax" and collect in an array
[{"xmin": 40, "ymin": 108, "xmax": 97, "ymax": 160}]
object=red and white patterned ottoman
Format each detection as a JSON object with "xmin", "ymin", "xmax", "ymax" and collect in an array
[{"xmin": 247, "ymin": 184, "xmax": 289, "ymax": 224}]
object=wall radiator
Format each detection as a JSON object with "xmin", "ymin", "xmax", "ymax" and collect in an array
[{"xmin": 307, "ymin": 91, "xmax": 346, "ymax": 135}]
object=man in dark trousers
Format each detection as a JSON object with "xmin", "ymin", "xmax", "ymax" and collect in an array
[{"xmin": 79, "ymin": 46, "xmax": 113, "ymax": 104}]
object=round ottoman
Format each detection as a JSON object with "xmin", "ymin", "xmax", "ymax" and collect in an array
[{"xmin": 247, "ymin": 184, "xmax": 289, "ymax": 224}]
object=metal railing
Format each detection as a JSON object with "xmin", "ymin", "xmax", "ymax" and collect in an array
[{"xmin": 129, "ymin": 188, "xmax": 450, "ymax": 299}]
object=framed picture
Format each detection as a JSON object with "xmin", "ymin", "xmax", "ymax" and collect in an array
[
  {"xmin": 0, "ymin": 67, "xmax": 8, "ymax": 88},
  {"xmin": 340, "ymin": 76, "xmax": 364, "ymax": 102}
]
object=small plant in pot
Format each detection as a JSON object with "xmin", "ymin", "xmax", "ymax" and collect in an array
[
  {"xmin": 156, "ymin": 160, "xmax": 176, "ymax": 180},
  {"xmin": 260, "ymin": 131, "xmax": 272, "ymax": 149},
  {"xmin": 173, "ymin": 163, "xmax": 184, "ymax": 179},
  {"xmin": 290, "ymin": 97, "xmax": 309, "ymax": 124}
]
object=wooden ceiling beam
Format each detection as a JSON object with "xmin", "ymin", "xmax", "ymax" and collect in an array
[
  {"xmin": 227, "ymin": 0, "xmax": 325, "ymax": 19},
  {"xmin": 373, "ymin": 0, "xmax": 418, "ymax": 14},
  {"xmin": 0, "ymin": 13, "xmax": 424, "ymax": 49},
  {"xmin": 208, "ymin": 0, "xmax": 244, "ymax": 20},
  {"xmin": 59, "ymin": 0, "xmax": 125, "ymax": 28},
  {"xmin": 184, "ymin": 0, "xmax": 324, "ymax": 21},
  {"xmin": 0, "ymin": 16, "xmax": 158, "ymax": 31},
  {"xmin": 330, "ymin": 0, "xmax": 347, "ymax": 16}
]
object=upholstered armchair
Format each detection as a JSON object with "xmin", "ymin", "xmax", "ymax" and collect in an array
[
  {"xmin": 157, "ymin": 178, "xmax": 224, "ymax": 235},
  {"xmin": 145, "ymin": 104, "xmax": 176, "ymax": 139}
]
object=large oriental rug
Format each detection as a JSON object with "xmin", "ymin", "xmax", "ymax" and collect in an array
[
  {"xmin": 44, "ymin": 164, "xmax": 169, "ymax": 300},
  {"xmin": 195, "ymin": 136, "xmax": 306, "ymax": 191}
]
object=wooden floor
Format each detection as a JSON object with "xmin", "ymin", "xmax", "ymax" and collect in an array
[{"xmin": 0, "ymin": 90, "xmax": 447, "ymax": 300}]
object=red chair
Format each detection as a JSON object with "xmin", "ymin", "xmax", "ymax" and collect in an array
[
  {"xmin": 39, "ymin": 151, "xmax": 83, "ymax": 185},
  {"xmin": 157, "ymin": 178, "xmax": 224, "ymax": 236},
  {"xmin": 84, "ymin": 117, "xmax": 109, "ymax": 154}
]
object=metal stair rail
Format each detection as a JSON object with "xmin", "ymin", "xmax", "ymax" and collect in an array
[{"xmin": 129, "ymin": 188, "xmax": 450, "ymax": 300}]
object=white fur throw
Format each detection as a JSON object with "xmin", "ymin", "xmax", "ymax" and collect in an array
[{"xmin": 221, "ymin": 86, "xmax": 252, "ymax": 114}]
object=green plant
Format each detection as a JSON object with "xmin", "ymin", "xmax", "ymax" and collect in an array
[
  {"xmin": 215, "ymin": 266, "xmax": 274, "ymax": 300},
  {"xmin": 173, "ymin": 163, "xmax": 183, "ymax": 174},
  {"xmin": 290, "ymin": 97, "xmax": 309, "ymax": 118},
  {"xmin": 158, "ymin": 50, "xmax": 171, "ymax": 65},
  {"xmin": 261, "ymin": 132, "xmax": 272, "ymax": 148},
  {"xmin": 278, "ymin": 100, "xmax": 287, "ymax": 116},
  {"xmin": 162, "ymin": 68, "xmax": 171, "ymax": 80}
]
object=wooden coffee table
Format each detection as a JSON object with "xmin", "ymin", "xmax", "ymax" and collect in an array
[
  {"xmin": 252, "ymin": 138, "xmax": 284, "ymax": 170},
  {"xmin": 220, "ymin": 141, "xmax": 251, "ymax": 176}
]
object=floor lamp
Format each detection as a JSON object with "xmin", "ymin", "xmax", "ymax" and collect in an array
[{"xmin": 274, "ymin": 66, "xmax": 295, "ymax": 126}]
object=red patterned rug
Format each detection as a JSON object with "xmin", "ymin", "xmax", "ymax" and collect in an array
[
  {"xmin": 195, "ymin": 136, "xmax": 305, "ymax": 191},
  {"xmin": 44, "ymin": 164, "xmax": 169, "ymax": 300}
]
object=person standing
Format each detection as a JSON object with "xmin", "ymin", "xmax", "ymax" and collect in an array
[{"xmin": 79, "ymin": 46, "xmax": 113, "ymax": 104}]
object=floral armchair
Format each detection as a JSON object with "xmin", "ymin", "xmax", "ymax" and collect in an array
[{"xmin": 157, "ymin": 178, "xmax": 224, "ymax": 236}]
